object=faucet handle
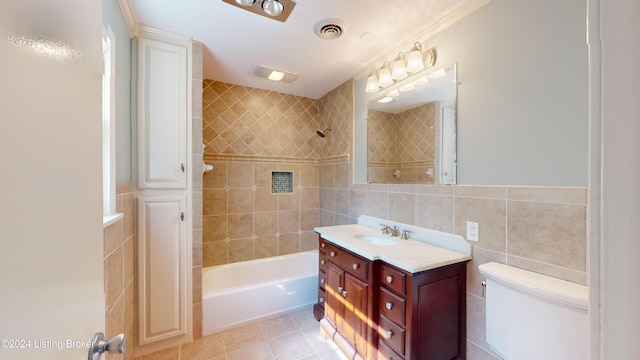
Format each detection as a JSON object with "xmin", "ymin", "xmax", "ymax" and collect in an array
[
  {"xmin": 401, "ymin": 229, "xmax": 413, "ymax": 240},
  {"xmin": 380, "ymin": 223, "xmax": 390, "ymax": 234}
]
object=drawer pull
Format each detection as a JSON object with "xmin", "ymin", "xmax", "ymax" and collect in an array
[
  {"xmin": 386, "ymin": 329, "xmax": 393, "ymax": 339},
  {"xmin": 385, "ymin": 302, "xmax": 393, "ymax": 310},
  {"xmin": 338, "ymin": 286, "xmax": 343, "ymax": 293},
  {"xmin": 386, "ymin": 275, "xmax": 394, "ymax": 283},
  {"xmin": 320, "ymin": 278, "xmax": 326, "ymax": 284},
  {"xmin": 319, "ymin": 297, "xmax": 324, "ymax": 303},
  {"xmin": 321, "ymin": 243, "xmax": 326, "ymax": 249},
  {"xmin": 352, "ymin": 263, "xmax": 359, "ymax": 270},
  {"xmin": 330, "ymin": 251, "xmax": 336, "ymax": 257},
  {"xmin": 321, "ymin": 260, "xmax": 326, "ymax": 265},
  {"xmin": 342, "ymin": 290, "xmax": 348, "ymax": 298}
]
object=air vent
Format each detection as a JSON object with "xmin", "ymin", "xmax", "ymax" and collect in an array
[{"xmin": 314, "ymin": 18, "xmax": 346, "ymax": 40}]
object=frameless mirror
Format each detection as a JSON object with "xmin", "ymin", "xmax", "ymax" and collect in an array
[{"xmin": 367, "ymin": 64, "xmax": 457, "ymax": 184}]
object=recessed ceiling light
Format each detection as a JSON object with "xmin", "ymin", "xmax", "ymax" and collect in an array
[
  {"xmin": 255, "ymin": 65, "xmax": 297, "ymax": 82},
  {"xmin": 267, "ymin": 70, "xmax": 284, "ymax": 81}
]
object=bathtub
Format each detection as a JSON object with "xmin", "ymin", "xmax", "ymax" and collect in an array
[{"xmin": 202, "ymin": 250, "xmax": 319, "ymax": 335}]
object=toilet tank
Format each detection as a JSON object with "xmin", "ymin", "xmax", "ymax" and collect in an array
[{"xmin": 478, "ymin": 262, "xmax": 588, "ymax": 360}]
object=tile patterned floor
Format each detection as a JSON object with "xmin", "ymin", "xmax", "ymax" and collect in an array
[{"xmin": 135, "ymin": 306, "xmax": 349, "ymax": 360}]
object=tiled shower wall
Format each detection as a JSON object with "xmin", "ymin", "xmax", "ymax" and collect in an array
[
  {"xmin": 201, "ymin": 80, "xmax": 321, "ymax": 266},
  {"xmin": 104, "ymin": 182, "xmax": 135, "ymax": 360}
]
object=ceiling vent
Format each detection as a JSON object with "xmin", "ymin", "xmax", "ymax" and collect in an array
[{"xmin": 314, "ymin": 19, "xmax": 346, "ymax": 40}]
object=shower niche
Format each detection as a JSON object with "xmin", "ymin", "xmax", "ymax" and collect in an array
[{"xmin": 271, "ymin": 171, "xmax": 293, "ymax": 193}]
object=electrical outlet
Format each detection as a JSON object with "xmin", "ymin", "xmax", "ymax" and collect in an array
[{"xmin": 466, "ymin": 221, "xmax": 479, "ymax": 242}]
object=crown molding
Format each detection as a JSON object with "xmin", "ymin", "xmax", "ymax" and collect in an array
[
  {"xmin": 116, "ymin": 0, "xmax": 139, "ymax": 38},
  {"xmin": 352, "ymin": 0, "xmax": 491, "ymax": 80}
]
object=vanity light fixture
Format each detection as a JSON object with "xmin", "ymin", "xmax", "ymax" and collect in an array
[
  {"xmin": 377, "ymin": 96, "xmax": 394, "ymax": 104},
  {"xmin": 365, "ymin": 69, "xmax": 380, "ymax": 93},
  {"xmin": 378, "ymin": 61, "xmax": 393, "ymax": 88},
  {"xmin": 223, "ymin": 0, "xmax": 295, "ymax": 22},
  {"xmin": 391, "ymin": 53, "xmax": 408, "ymax": 81},
  {"xmin": 365, "ymin": 46, "xmax": 436, "ymax": 93},
  {"xmin": 406, "ymin": 42, "xmax": 425, "ymax": 73}
]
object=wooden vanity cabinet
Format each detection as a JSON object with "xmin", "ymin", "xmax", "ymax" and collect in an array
[
  {"xmin": 315, "ymin": 235, "xmax": 469, "ymax": 360},
  {"xmin": 317, "ymin": 237, "xmax": 374, "ymax": 360},
  {"xmin": 377, "ymin": 261, "xmax": 468, "ymax": 360}
]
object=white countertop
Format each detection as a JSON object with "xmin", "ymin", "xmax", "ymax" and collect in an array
[{"xmin": 314, "ymin": 216, "xmax": 472, "ymax": 273}]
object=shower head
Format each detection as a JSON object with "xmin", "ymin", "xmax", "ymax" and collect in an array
[{"xmin": 316, "ymin": 128, "xmax": 331, "ymax": 138}]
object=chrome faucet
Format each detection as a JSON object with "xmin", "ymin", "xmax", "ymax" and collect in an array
[
  {"xmin": 401, "ymin": 229, "xmax": 413, "ymax": 240},
  {"xmin": 380, "ymin": 224, "xmax": 400, "ymax": 237}
]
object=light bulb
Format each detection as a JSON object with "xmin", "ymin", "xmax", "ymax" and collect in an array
[
  {"xmin": 235, "ymin": 0, "xmax": 258, "ymax": 5},
  {"xmin": 262, "ymin": 0, "xmax": 284, "ymax": 16}
]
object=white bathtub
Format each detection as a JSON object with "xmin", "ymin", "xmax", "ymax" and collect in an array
[{"xmin": 202, "ymin": 250, "xmax": 319, "ymax": 335}]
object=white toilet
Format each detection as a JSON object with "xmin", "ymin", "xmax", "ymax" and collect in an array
[{"xmin": 478, "ymin": 262, "xmax": 589, "ymax": 360}]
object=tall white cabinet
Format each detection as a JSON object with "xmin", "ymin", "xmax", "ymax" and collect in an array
[{"xmin": 133, "ymin": 27, "xmax": 193, "ymax": 355}]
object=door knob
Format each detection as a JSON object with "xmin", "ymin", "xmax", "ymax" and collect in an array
[{"xmin": 88, "ymin": 332, "xmax": 126, "ymax": 360}]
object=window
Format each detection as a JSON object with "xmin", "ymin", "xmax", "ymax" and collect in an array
[{"xmin": 102, "ymin": 27, "xmax": 116, "ymax": 217}]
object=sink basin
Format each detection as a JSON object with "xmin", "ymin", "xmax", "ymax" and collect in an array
[{"xmin": 354, "ymin": 234, "xmax": 397, "ymax": 246}]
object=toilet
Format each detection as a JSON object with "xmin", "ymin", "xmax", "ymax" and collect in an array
[{"xmin": 478, "ymin": 262, "xmax": 588, "ymax": 360}]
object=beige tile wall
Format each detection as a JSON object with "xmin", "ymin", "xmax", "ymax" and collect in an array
[
  {"xmin": 104, "ymin": 182, "xmax": 135, "ymax": 360},
  {"xmin": 192, "ymin": 41, "xmax": 204, "ymax": 340},
  {"xmin": 318, "ymin": 80, "xmax": 353, "ymax": 159},
  {"xmin": 202, "ymin": 158, "xmax": 320, "ymax": 266},
  {"xmin": 202, "ymin": 80, "xmax": 320, "ymax": 266}
]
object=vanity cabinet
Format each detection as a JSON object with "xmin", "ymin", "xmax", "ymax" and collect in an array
[
  {"xmin": 315, "ymin": 235, "xmax": 468, "ymax": 360},
  {"xmin": 317, "ymin": 237, "xmax": 374, "ymax": 360},
  {"xmin": 377, "ymin": 261, "xmax": 467, "ymax": 360}
]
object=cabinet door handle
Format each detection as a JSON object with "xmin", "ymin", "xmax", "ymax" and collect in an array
[
  {"xmin": 319, "ymin": 297, "xmax": 324, "ymax": 303},
  {"xmin": 386, "ymin": 275, "xmax": 394, "ymax": 283},
  {"xmin": 321, "ymin": 260, "xmax": 326, "ymax": 265},
  {"xmin": 330, "ymin": 251, "xmax": 336, "ymax": 257},
  {"xmin": 342, "ymin": 290, "xmax": 348, "ymax": 298},
  {"xmin": 180, "ymin": 212, "xmax": 185, "ymax": 221},
  {"xmin": 338, "ymin": 286, "xmax": 343, "ymax": 293},
  {"xmin": 321, "ymin": 243, "xmax": 326, "ymax": 249},
  {"xmin": 386, "ymin": 329, "xmax": 393, "ymax": 339},
  {"xmin": 352, "ymin": 263, "xmax": 359, "ymax": 270},
  {"xmin": 385, "ymin": 302, "xmax": 393, "ymax": 310},
  {"xmin": 320, "ymin": 278, "xmax": 326, "ymax": 284},
  {"xmin": 180, "ymin": 163, "xmax": 185, "ymax": 173}
]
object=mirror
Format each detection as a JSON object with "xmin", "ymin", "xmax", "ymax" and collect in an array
[{"xmin": 366, "ymin": 64, "xmax": 457, "ymax": 184}]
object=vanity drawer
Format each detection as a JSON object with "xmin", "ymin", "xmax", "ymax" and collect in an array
[
  {"xmin": 318, "ymin": 269, "xmax": 326, "ymax": 290},
  {"xmin": 380, "ymin": 264, "xmax": 406, "ymax": 295},
  {"xmin": 319, "ymin": 250, "xmax": 327, "ymax": 272},
  {"xmin": 379, "ymin": 287, "xmax": 406, "ymax": 326},
  {"xmin": 378, "ymin": 340, "xmax": 404, "ymax": 360},
  {"xmin": 324, "ymin": 241, "xmax": 369, "ymax": 281},
  {"xmin": 379, "ymin": 314, "xmax": 406, "ymax": 356},
  {"xmin": 317, "ymin": 288, "xmax": 326, "ymax": 306}
]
